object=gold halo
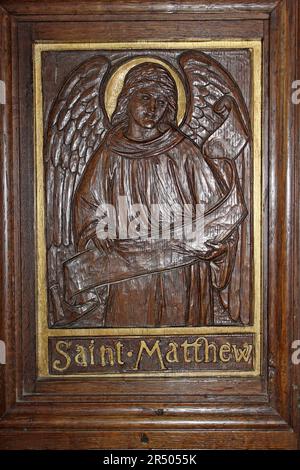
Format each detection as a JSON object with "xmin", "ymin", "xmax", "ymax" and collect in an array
[{"xmin": 104, "ymin": 57, "xmax": 186, "ymax": 125}]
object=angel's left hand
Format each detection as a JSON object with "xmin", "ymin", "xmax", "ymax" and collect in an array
[{"xmin": 204, "ymin": 240, "xmax": 228, "ymax": 260}]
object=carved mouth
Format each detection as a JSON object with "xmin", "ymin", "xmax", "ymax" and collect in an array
[{"xmin": 143, "ymin": 112, "xmax": 156, "ymax": 119}]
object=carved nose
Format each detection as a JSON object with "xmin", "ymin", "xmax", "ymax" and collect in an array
[{"xmin": 149, "ymin": 98, "xmax": 156, "ymax": 112}]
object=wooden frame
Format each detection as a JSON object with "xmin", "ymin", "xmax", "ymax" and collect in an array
[{"xmin": 0, "ymin": 0, "xmax": 299, "ymax": 449}]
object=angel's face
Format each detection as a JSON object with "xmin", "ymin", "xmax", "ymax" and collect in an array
[{"xmin": 127, "ymin": 86, "xmax": 168, "ymax": 129}]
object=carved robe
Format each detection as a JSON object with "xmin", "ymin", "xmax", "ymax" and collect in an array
[{"xmin": 65, "ymin": 125, "xmax": 246, "ymax": 327}]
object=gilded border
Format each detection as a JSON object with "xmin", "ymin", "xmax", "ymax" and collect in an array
[{"xmin": 34, "ymin": 40, "xmax": 262, "ymax": 378}]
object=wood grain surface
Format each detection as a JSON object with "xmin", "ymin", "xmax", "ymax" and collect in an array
[{"xmin": 0, "ymin": 0, "xmax": 299, "ymax": 450}]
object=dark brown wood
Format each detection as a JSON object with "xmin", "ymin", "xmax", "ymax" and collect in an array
[
  {"xmin": 0, "ymin": 430, "xmax": 297, "ymax": 450},
  {"xmin": 0, "ymin": 0, "xmax": 281, "ymax": 17},
  {"xmin": 0, "ymin": 5, "xmax": 14, "ymax": 417},
  {"xmin": 0, "ymin": 6, "xmax": 7, "ymax": 418},
  {"xmin": 32, "ymin": 20, "xmax": 264, "ymax": 41},
  {"xmin": 0, "ymin": 0, "xmax": 299, "ymax": 450},
  {"xmin": 268, "ymin": 0, "xmax": 300, "ymax": 436}
]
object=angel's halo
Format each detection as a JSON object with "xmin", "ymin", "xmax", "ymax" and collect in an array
[{"xmin": 104, "ymin": 57, "xmax": 186, "ymax": 125}]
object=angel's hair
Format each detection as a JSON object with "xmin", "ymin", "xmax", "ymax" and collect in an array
[{"xmin": 111, "ymin": 62, "xmax": 178, "ymax": 128}]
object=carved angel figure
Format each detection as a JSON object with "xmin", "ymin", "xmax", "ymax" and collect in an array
[{"xmin": 46, "ymin": 51, "xmax": 250, "ymax": 328}]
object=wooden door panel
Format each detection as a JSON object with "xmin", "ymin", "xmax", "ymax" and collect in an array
[{"xmin": 0, "ymin": 0, "xmax": 299, "ymax": 450}]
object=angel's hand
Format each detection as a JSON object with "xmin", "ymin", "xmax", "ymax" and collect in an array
[
  {"xmin": 204, "ymin": 240, "xmax": 228, "ymax": 260},
  {"xmin": 172, "ymin": 239, "xmax": 224, "ymax": 261}
]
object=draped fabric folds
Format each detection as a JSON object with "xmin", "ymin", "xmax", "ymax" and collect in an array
[{"xmin": 61, "ymin": 126, "xmax": 247, "ymax": 327}]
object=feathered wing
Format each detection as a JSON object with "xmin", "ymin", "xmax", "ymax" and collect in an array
[
  {"xmin": 179, "ymin": 50, "xmax": 250, "ymax": 152},
  {"xmin": 179, "ymin": 51, "xmax": 252, "ymax": 324},
  {"xmin": 45, "ymin": 56, "xmax": 110, "ymax": 325}
]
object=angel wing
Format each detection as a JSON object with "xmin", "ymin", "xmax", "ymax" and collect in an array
[
  {"xmin": 179, "ymin": 50, "xmax": 250, "ymax": 154},
  {"xmin": 179, "ymin": 51, "xmax": 252, "ymax": 325},
  {"xmin": 45, "ymin": 56, "xmax": 110, "ymax": 324}
]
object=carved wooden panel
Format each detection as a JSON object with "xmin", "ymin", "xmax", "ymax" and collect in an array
[
  {"xmin": 0, "ymin": 0, "xmax": 299, "ymax": 450},
  {"xmin": 35, "ymin": 42, "xmax": 260, "ymax": 377},
  {"xmin": 44, "ymin": 47, "xmax": 252, "ymax": 328}
]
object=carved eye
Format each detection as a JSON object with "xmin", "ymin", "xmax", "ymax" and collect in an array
[
  {"xmin": 158, "ymin": 100, "xmax": 165, "ymax": 106},
  {"xmin": 141, "ymin": 95, "xmax": 150, "ymax": 101}
]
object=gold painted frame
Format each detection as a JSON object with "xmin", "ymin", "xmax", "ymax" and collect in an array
[{"xmin": 34, "ymin": 40, "xmax": 262, "ymax": 378}]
